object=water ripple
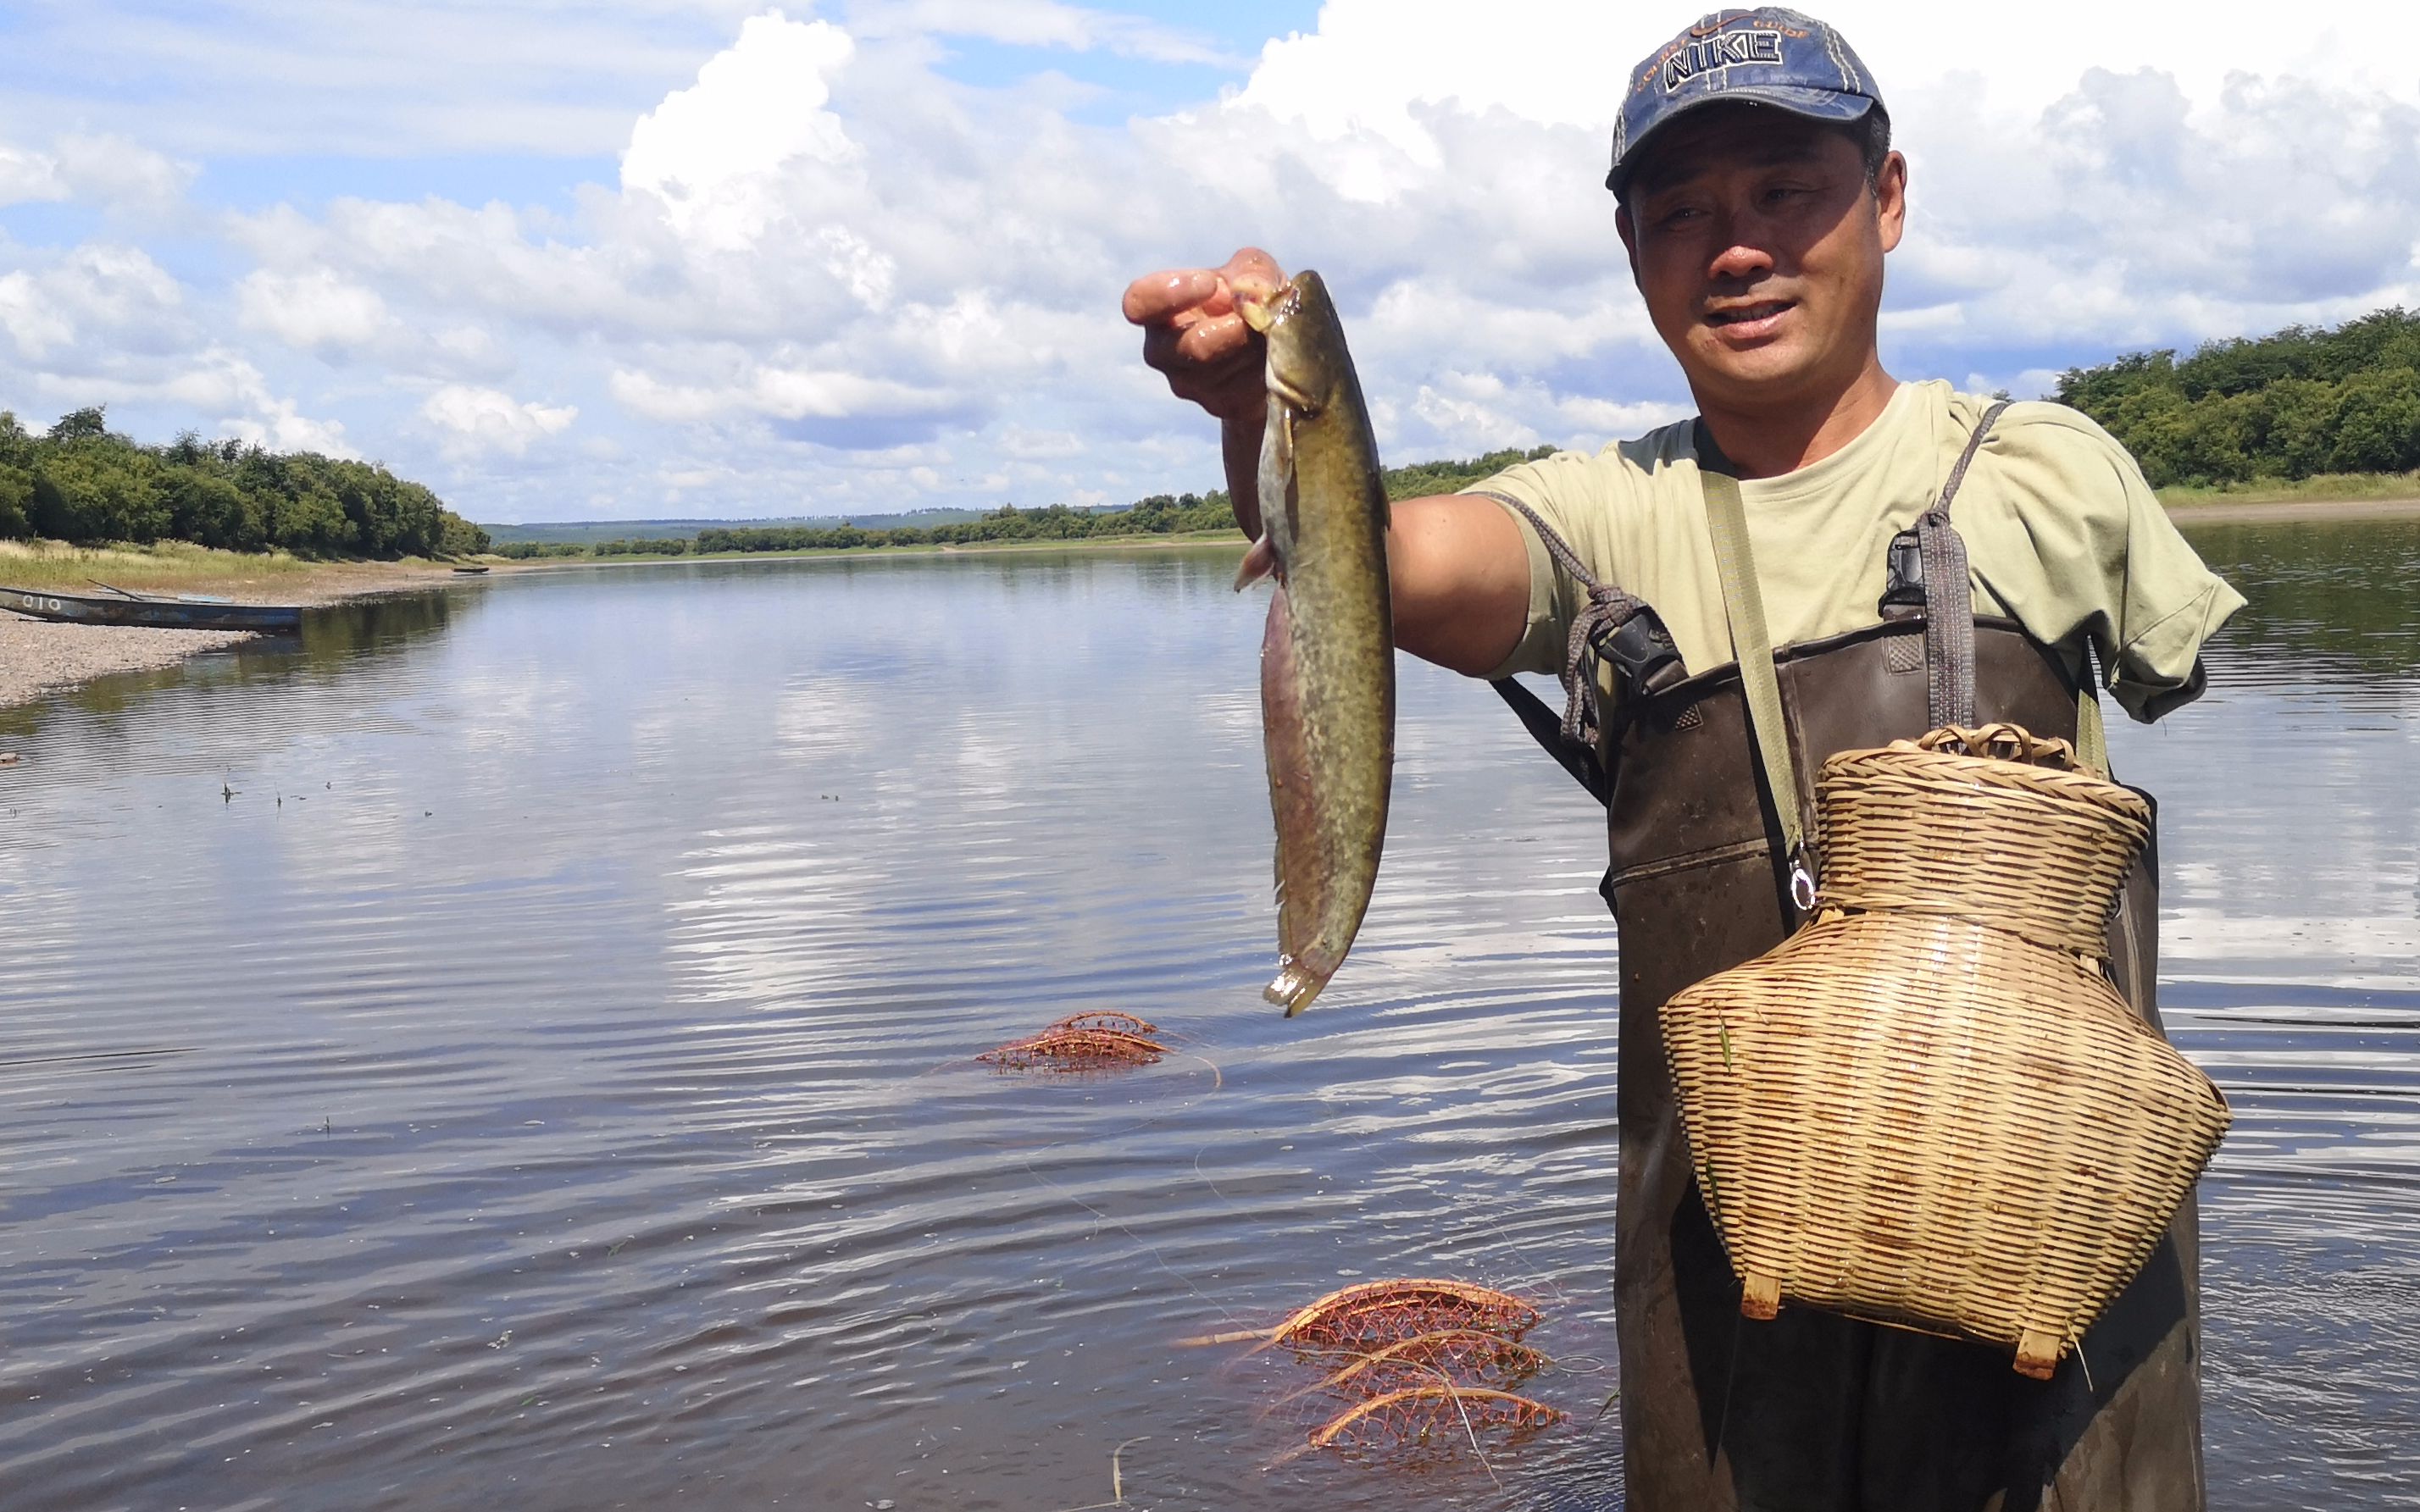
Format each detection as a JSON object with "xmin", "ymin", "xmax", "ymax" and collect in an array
[{"xmin": 0, "ymin": 538, "xmax": 2414, "ymax": 1509}]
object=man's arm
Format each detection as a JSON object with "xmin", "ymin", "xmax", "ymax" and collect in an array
[{"xmin": 1123, "ymin": 247, "xmax": 1532, "ymax": 678}]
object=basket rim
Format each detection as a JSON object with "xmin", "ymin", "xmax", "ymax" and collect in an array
[{"xmin": 1819, "ymin": 744, "xmax": 2152, "ymax": 825}]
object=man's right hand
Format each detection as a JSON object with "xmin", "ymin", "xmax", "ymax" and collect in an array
[
  {"xmin": 1121, "ymin": 247, "xmax": 1284, "ymax": 423},
  {"xmin": 1119, "ymin": 246, "xmax": 1534, "ymax": 680}
]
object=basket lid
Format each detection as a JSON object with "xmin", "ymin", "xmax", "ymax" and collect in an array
[{"xmin": 1813, "ymin": 723, "xmax": 2151, "ymax": 955}]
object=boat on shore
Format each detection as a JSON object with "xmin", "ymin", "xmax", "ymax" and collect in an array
[{"xmin": 0, "ymin": 584, "xmax": 305, "ymax": 634}]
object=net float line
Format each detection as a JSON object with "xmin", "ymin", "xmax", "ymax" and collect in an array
[
  {"xmin": 1046, "ymin": 1011, "xmax": 1161, "ymax": 1038},
  {"xmin": 1308, "ymin": 1386, "xmax": 1562, "ymax": 1449},
  {"xmin": 977, "ymin": 1026, "xmax": 1169, "ymax": 1070},
  {"xmin": 1174, "ymin": 1278, "xmax": 1540, "ymax": 1349}
]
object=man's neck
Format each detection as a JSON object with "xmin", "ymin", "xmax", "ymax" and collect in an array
[{"xmin": 1695, "ymin": 363, "xmax": 1901, "ymax": 481}]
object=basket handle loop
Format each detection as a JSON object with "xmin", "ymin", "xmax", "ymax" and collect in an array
[
  {"xmin": 1917, "ymin": 400, "xmax": 2012, "ymax": 731},
  {"xmin": 1913, "ymin": 722, "xmax": 2082, "ymax": 768}
]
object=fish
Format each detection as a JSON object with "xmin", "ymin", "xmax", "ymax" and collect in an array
[{"xmin": 1232, "ymin": 269, "xmax": 1394, "ymax": 1016}]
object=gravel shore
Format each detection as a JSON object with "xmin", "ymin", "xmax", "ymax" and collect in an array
[
  {"xmin": 0, "ymin": 618, "xmax": 259, "ymax": 707},
  {"xmin": 0, "ymin": 561, "xmax": 478, "ymax": 711}
]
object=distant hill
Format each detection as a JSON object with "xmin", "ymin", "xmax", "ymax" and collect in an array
[
  {"xmin": 481, "ymin": 508, "xmax": 991, "ymax": 545},
  {"xmin": 480, "ymin": 446, "xmax": 1561, "ymax": 546}
]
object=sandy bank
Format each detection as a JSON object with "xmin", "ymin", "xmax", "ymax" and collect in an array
[
  {"xmin": 2163, "ymin": 496, "xmax": 2420, "ymax": 526},
  {"xmin": 0, "ymin": 558, "xmax": 469, "ymax": 711}
]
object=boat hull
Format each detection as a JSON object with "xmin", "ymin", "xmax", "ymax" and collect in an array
[{"xmin": 0, "ymin": 587, "xmax": 304, "ymax": 633}]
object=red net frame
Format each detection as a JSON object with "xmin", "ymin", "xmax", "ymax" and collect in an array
[
  {"xmin": 1308, "ymin": 1386, "xmax": 1561, "ymax": 1453},
  {"xmin": 978, "ymin": 1022, "xmax": 1169, "ymax": 1070},
  {"xmin": 1267, "ymin": 1279, "xmax": 1540, "ymax": 1351}
]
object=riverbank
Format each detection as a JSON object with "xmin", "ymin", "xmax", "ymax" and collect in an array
[
  {"xmin": 0, "ymin": 542, "xmax": 468, "ymax": 709},
  {"xmin": 498, "ymin": 529, "xmax": 1243, "ymax": 570},
  {"xmin": 2163, "ymin": 496, "xmax": 2420, "ymax": 526},
  {"xmin": 505, "ymin": 492, "xmax": 2420, "ymax": 570},
  {"xmin": 8, "ymin": 491, "xmax": 2417, "ymax": 711}
]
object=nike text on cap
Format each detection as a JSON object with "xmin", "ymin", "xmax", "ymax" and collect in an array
[{"xmin": 1607, "ymin": 8, "xmax": 1884, "ymax": 196}]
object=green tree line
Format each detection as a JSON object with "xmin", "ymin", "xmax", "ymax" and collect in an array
[
  {"xmin": 2057, "ymin": 307, "xmax": 2420, "ymax": 487},
  {"xmin": 0, "ymin": 407, "xmax": 490, "ymax": 557},
  {"xmin": 513, "ymin": 446, "xmax": 1559, "ymax": 561}
]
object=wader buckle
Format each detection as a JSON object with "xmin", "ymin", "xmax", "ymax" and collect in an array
[
  {"xmin": 1879, "ymin": 527, "xmax": 1925, "ymax": 618},
  {"xmin": 1588, "ymin": 605, "xmax": 1688, "ymax": 697}
]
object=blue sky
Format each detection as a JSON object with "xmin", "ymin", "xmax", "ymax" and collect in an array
[{"xmin": 3, "ymin": 2, "xmax": 2415, "ymax": 523}]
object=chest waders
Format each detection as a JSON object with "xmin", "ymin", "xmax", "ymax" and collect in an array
[{"xmin": 1482, "ymin": 411, "xmax": 2205, "ymax": 1511}]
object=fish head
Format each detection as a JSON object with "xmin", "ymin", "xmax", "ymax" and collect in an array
[
  {"xmin": 1233, "ymin": 272, "xmax": 1290, "ymax": 334},
  {"xmin": 1239, "ymin": 269, "xmax": 1342, "ymax": 417}
]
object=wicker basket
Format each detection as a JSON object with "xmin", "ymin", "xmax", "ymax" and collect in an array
[{"xmin": 1658, "ymin": 723, "xmax": 2230, "ymax": 1378}]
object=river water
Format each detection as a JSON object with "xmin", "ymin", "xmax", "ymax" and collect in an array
[{"xmin": 2, "ymin": 523, "xmax": 2415, "ymax": 1510}]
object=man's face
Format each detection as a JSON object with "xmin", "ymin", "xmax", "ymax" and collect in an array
[{"xmin": 1617, "ymin": 105, "xmax": 1904, "ymax": 413}]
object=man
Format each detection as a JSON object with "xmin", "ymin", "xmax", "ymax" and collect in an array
[{"xmin": 1125, "ymin": 8, "xmax": 2240, "ymax": 1509}]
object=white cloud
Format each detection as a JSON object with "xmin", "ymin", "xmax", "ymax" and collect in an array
[
  {"xmin": 0, "ymin": 134, "xmax": 192, "ymax": 214},
  {"xmin": 7, "ymin": 4, "xmax": 2420, "ymax": 521},
  {"xmin": 237, "ymin": 269, "xmax": 391, "ymax": 356},
  {"xmin": 0, "ymin": 144, "xmax": 67, "ymax": 208},
  {"xmin": 221, "ymin": 394, "xmax": 357, "ymax": 457},
  {"xmin": 621, "ymin": 12, "xmax": 860, "ymax": 253},
  {"xmin": 0, "ymin": 244, "xmax": 186, "ymax": 362},
  {"xmin": 607, "ymin": 361, "xmax": 963, "ymax": 450},
  {"xmin": 1234, "ymin": 2, "xmax": 2420, "ymax": 137},
  {"xmin": 420, "ymin": 384, "xmax": 577, "ymax": 457},
  {"xmin": 0, "ymin": 272, "xmax": 78, "ymax": 360},
  {"xmin": 849, "ymin": 0, "xmax": 1230, "ymax": 64}
]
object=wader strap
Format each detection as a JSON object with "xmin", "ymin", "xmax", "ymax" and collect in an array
[
  {"xmin": 1699, "ymin": 466, "xmax": 1806, "ymax": 867},
  {"xmin": 1491, "ymin": 677, "xmax": 1610, "ymax": 803},
  {"xmin": 1890, "ymin": 401, "xmax": 2110, "ymax": 769},
  {"xmin": 1916, "ymin": 399, "xmax": 2012, "ymax": 729},
  {"xmin": 1473, "ymin": 490, "xmax": 1672, "ymax": 804},
  {"xmin": 2076, "ymin": 645, "xmax": 2111, "ymax": 778}
]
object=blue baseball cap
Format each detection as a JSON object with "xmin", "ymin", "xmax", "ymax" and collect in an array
[{"xmin": 1607, "ymin": 8, "xmax": 1884, "ymax": 197}]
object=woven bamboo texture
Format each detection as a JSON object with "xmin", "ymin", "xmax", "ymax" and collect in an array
[{"xmin": 1659, "ymin": 723, "xmax": 2231, "ymax": 1377}]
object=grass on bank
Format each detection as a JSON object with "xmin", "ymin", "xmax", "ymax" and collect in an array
[
  {"xmin": 2156, "ymin": 470, "xmax": 2420, "ymax": 507},
  {"xmin": 533, "ymin": 479, "xmax": 2420, "ymax": 567},
  {"xmin": 504, "ymin": 527, "xmax": 1249, "ymax": 568},
  {"xmin": 0, "ymin": 539, "xmax": 453, "ymax": 597},
  {"xmin": 11, "ymin": 472, "xmax": 2418, "ymax": 588}
]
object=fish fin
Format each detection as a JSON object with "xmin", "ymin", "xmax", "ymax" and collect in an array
[
  {"xmin": 1233, "ymin": 534, "xmax": 1278, "ymax": 590},
  {"xmin": 1267, "ymin": 374, "xmax": 1320, "ymax": 415},
  {"xmin": 1261, "ymin": 587, "xmax": 1337, "ymax": 1016}
]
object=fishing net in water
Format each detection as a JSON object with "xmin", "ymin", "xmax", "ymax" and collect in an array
[
  {"xmin": 1267, "ymin": 1279, "xmax": 1540, "ymax": 1351},
  {"xmin": 1287, "ymin": 1329, "xmax": 1550, "ymax": 1399},
  {"xmin": 1308, "ymin": 1386, "xmax": 1562, "ymax": 1454},
  {"xmin": 1186, "ymin": 1279, "xmax": 1562, "ymax": 1464},
  {"xmin": 1045, "ymin": 1012, "xmax": 1160, "ymax": 1037},
  {"xmin": 978, "ymin": 1013, "xmax": 1169, "ymax": 1070}
]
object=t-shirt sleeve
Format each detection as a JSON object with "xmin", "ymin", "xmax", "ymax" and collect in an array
[
  {"xmin": 1973, "ymin": 407, "xmax": 2246, "ymax": 723},
  {"xmin": 1457, "ymin": 453, "xmax": 1598, "ymax": 680}
]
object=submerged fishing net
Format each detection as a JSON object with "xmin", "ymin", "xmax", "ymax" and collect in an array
[
  {"xmin": 1046, "ymin": 1011, "xmax": 1159, "ymax": 1037},
  {"xmin": 1186, "ymin": 1278, "xmax": 1561, "ymax": 1463},
  {"xmin": 978, "ymin": 1013, "xmax": 1170, "ymax": 1070},
  {"xmin": 1268, "ymin": 1279, "xmax": 1541, "ymax": 1351},
  {"xmin": 1308, "ymin": 1386, "xmax": 1562, "ymax": 1453},
  {"xmin": 1288, "ymin": 1329, "xmax": 1551, "ymax": 1399}
]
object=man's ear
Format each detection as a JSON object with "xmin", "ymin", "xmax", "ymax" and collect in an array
[
  {"xmin": 1874, "ymin": 149, "xmax": 1907, "ymax": 254},
  {"xmin": 1616, "ymin": 203, "xmax": 1641, "ymax": 285}
]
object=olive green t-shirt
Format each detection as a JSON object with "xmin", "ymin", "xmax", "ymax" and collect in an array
[{"xmin": 1465, "ymin": 380, "xmax": 2245, "ymax": 723}]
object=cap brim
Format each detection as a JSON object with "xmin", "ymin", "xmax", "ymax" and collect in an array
[{"xmin": 1607, "ymin": 89, "xmax": 1877, "ymax": 195}]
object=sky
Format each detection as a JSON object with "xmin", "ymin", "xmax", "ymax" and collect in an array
[{"xmin": 2, "ymin": 1, "xmax": 2417, "ymax": 525}]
